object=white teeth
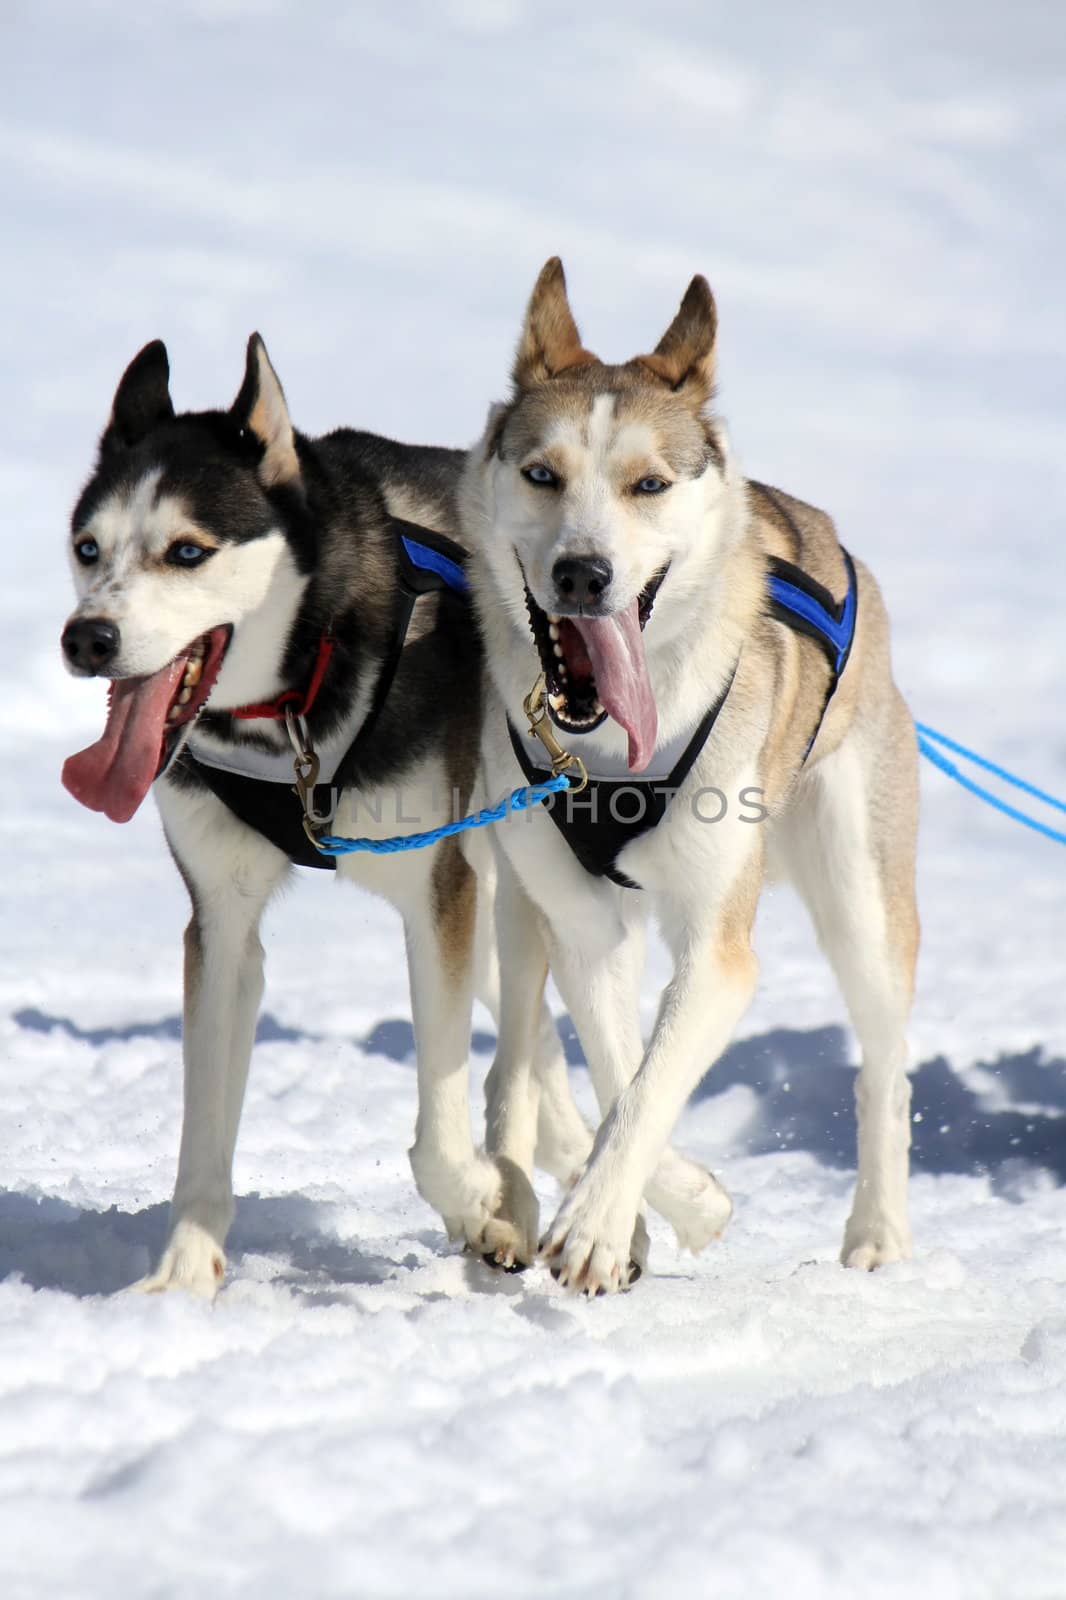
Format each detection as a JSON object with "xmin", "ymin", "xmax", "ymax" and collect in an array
[
  {"xmin": 178, "ymin": 687, "xmax": 193, "ymax": 705},
  {"xmin": 548, "ymin": 691, "xmax": 564, "ymax": 711},
  {"xmin": 183, "ymin": 658, "xmax": 202, "ymax": 688},
  {"xmin": 548, "ymin": 623, "xmax": 560, "ymax": 641},
  {"xmin": 548, "ymin": 613, "xmax": 560, "ymax": 625},
  {"xmin": 167, "ymin": 705, "xmax": 181, "ymax": 722},
  {"xmin": 558, "ymin": 667, "xmax": 568, "ymax": 680},
  {"xmin": 553, "ymin": 643, "xmax": 564, "ymax": 659},
  {"xmin": 594, "ymin": 699, "xmax": 604, "ymax": 714}
]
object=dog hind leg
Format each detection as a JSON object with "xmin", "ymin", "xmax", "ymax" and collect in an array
[
  {"xmin": 469, "ymin": 848, "xmax": 595, "ymax": 1190},
  {"xmin": 473, "ymin": 854, "xmax": 549, "ymax": 1268},
  {"xmin": 406, "ymin": 842, "xmax": 530, "ymax": 1257},
  {"xmin": 779, "ymin": 704, "xmax": 919, "ymax": 1269}
]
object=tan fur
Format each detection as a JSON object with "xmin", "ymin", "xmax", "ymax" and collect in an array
[
  {"xmin": 636, "ymin": 274, "xmax": 718, "ymax": 404},
  {"xmin": 149, "ymin": 522, "xmax": 222, "ymax": 563},
  {"xmin": 431, "ymin": 685, "xmax": 482, "ymax": 984},
  {"xmin": 384, "ymin": 485, "xmax": 452, "ymax": 533},
  {"xmin": 502, "ymin": 368, "xmax": 718, "ymax": 480},
  {"xmin": 182, "ymin": 915, "xmax": 202, "ymax": 1014},
  {"xmin": 245, "ymin": 336, "xmax": 300, "ymax": 488},
  {"xmin": 432, "ymin": 841, "xmax": 477, "ymax": 985},
  {"xmin": 513, "ymin": 258, "xmax": 600, "ymax": 388},
  {"xmin": 713, "ymin": 846, "xmax": 763, "ymax": 984}
]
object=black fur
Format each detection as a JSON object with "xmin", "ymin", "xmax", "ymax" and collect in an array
[
  {"xmin": 73, "ymin": 342, "xmax": 481, "ymax": 817},
  {"xmin": 102, "ymin": 339, "xmax": 174, "ymax": 452}
]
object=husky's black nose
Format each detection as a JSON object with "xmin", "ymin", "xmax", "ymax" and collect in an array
[
  {"xmin": 552, "ymin": 556, "xmax": 612, "ymax": 609},
  {"xmin": 62, "ymin": 618, "xmax": 120, "ymax": 674}
]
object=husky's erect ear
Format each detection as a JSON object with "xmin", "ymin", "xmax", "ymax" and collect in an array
[
  {"xmin": 512, "ymin": 258, "xmax": 599, "ymax": 389},
  {"xmin": 102, "ymin": 340, "xmax": 174, "ymax": 453},
  {"xmin": 637, "ymin": 276, "xmax": 718, "ymax": 405},
  {"xmin": 232, "ymin": 333, "xmax": 301, "ymax": 488}
]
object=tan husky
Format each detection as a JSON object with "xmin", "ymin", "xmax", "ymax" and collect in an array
[{"xmin": 462, "ymin": 259, "xmax": 919, "ymax": 1294}]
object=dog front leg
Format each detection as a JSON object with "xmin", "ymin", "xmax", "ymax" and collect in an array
[
  {"xmin": 546, "ymin": 926, "xmax": 733, "ymax": 1260},
  {"xmin": 134, "ymin": 889, "xmax": 276, "ymax": 1295},
  {"xmin": 542, "ymin": 879, "xmax": 761, "ymax": 1295},
  {"xmin": 134, "ymin": 786, "xmax": 287, "ymax": 1297}
]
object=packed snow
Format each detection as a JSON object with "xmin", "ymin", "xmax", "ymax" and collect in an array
[{"xmin": 2, "ymin": 2, "xmax": 1066, "ymax": 1595}]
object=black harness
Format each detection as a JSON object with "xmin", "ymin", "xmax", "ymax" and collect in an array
[
  {"xmin": 176, "ymin": 520, "xmax": 470, "ymax": 871},
  {"xmin": 507, "ymin": 667, "xmax": 738, "ymax": 890},
  {"xmin": 508, "ymin": 548, "xmax": 858, "ymax": 889}
]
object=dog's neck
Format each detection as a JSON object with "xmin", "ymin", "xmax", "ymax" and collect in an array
[{"xmin": 206, "ymin": 537, "xmax": 311, "ymax": 716}]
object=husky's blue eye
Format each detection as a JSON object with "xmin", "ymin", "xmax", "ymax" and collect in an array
[
  {"xmin": 634, "ymin": 476, "xmax": 670, "ymax": 495},
  {"xmin": 167, "ymin": 541, "xmax": 211, "ymax": 568},
  {"xmin": 522, "ymin": 464, "xmax": 559, "ymax": 488},
  {"xmin": 74, "ymin": 538, "xmax": 99, "ymax": 564}
]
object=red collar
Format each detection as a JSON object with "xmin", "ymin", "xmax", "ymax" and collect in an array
[{"xmin": 229, "ymin": 634, "xmax": 336, "ymax": 721}]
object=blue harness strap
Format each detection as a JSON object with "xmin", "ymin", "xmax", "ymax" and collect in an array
[
  {"xmin": 399, "ymin": 533, "xmax": 469, "ymax": 596},
  {"xmin": 767, "ymin": 548, "xmax": 858, "ymax": 678},
  {"xmin": 767, "ymin": 552, "xmax": 857, "ymax": 677},
  {"xmin": 767, "ymin": 547, "xmax": 858, "ymax": 757}
]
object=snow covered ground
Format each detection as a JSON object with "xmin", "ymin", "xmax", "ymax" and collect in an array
[{"xmin": 3, "ymin": 2, "xmax": 1066, "ymax": 1595}]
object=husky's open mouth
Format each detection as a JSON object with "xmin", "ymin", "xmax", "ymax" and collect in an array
[
  {"xmin": 524, "ymin": 566, "xmax": 668, "ymax": 773},
  {"xmin": 63, "ymin": 624, "xmax": 231, "ymax": 822}
]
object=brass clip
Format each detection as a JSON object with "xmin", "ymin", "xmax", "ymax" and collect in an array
[
  {"xmin": 522, "ymin": 675, "xmax": 588, "ymax": 794},
  {"xmin": 285, "ymin": 708, "xmax": 331, "ymax": 851}
]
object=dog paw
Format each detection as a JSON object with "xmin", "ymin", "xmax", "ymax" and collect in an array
[
  {"xmin": 646, "ymin": 1151, "xmax": 733, "ymax": 1252},
  {"xmin": 470, "ymin": 1157, "xmax": 539, "ymax": 1272},
  {"xmin": 129, "ymin": 1219, "xmax": 226, "ymax": 1298},
  {"xmin": 412, "ymin": 1145, "xmax": 537, "ymax": 1265},
  {"xmin": 540, "ymin": 1183, "xmax": 642, "ymax": 1296},
  {"xmin": 841, "ymin": 1214, "xmax": 912, "ymax": 1271},
  {"xmin": 412, "ymin": 1143, "xmax": 501, "ymax": 1230}
]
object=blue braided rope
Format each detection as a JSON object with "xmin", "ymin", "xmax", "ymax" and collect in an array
[
  {"xmin": 313, "ymin": 774, "xmax": 569, "ymax": 856},
  {"xmin": 916, "ymin": 723, "xmax": 1066, "ymax": 847},
  {"xmin": 310, "ymin": 725, "xmax": 1066, "ymax": 856}
]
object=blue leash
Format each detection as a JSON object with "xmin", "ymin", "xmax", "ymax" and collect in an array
[
  {"xmin": 313, "ymin": 773, "xmax": 570, "ymax": 856},
  {"xmin": 307, "ymin": 727, "xmax": 1066, "ymax": 857},
  {"xmin": 916, "ymin": 724, "xmax": 1066, "ymax": 847}
]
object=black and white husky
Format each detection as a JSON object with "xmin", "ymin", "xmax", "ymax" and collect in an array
[
  {"xmin": 463, "ymin": 261, "xmax": 920, "ymax": 1294},
  {"xmin": 60, "ymin": 335, "xmax": 778, "ymax": 1293},
  {"xmin": 60, "ymin": 335, "xmax": 604, "ymax": 1293}
]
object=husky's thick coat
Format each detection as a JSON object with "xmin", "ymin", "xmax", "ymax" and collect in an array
[
  {"xmin": 464, "ymin": 260, "xmax": 919, "ymax": 1295},
  {"xmin": 59, "ymin": 336, "xmax": 600, "ymax": 1293}
]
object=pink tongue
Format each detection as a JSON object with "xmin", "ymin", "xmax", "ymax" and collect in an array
[
  {"xmin": 62, "ymin": 659, "xmax": 186, "ymax": 823},
  {"xmin": 573, "ymin": 602, "xmax": 658, "ymax": 772}
]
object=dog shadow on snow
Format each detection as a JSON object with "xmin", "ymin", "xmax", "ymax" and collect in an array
[
  {"xmin": 366, "ymin": 1013, "xmax": 1066, "ymax": 1188},
  {"xmin": 6, "ymin": 1007, "xmax": 462, "ymax": 1301},
  {"xmin": 6, "ymin": 1008, "xmax": 1065, "ymax": 1299},
  {"xmin": 686, "ymin": 1025, "xmax": 1066, "ymax": 1190},
  {"xmin": 0, "ymin": 1188, "xmax": 408, "ymax": 1301}
]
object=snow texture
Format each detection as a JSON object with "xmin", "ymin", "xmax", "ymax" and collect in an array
[{"xmin": 2, "ymin": 2, "xmax": 1066, "ymax": 1595}]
